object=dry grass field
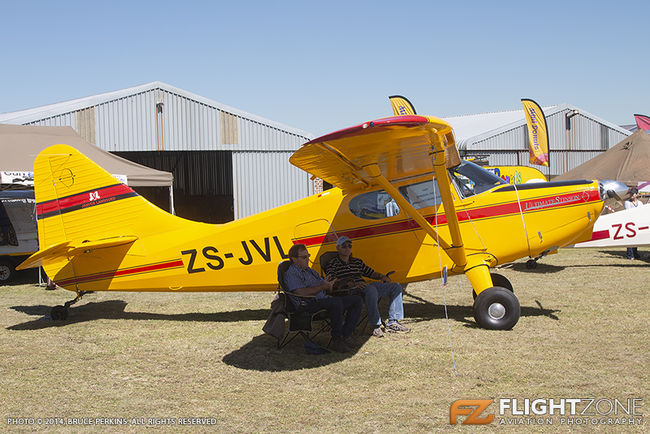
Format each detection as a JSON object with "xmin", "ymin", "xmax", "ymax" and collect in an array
[{"xmin": 1, "ymin": 248, "xmax": 648, "ymax": 432}]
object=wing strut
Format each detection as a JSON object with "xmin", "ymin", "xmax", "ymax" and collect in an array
[
  {"xmin": 363, "ymin": 132, "xmax": 495, "ymax": 293},
  {"xmin": 363, "ymin": 164, "xmax": 466, "ymax": 267}
]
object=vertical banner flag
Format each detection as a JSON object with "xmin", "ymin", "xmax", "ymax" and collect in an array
[
  {"xmin": 389, "ymin": 95, "xmax": 417, "ymax": 116},
  {"xmin": 634, "ymin": 114, "xmax": 650, "ymax": 131},
  {"xmin": 521, "ymin": 98, "xmax": 549, "ymax": 167}
]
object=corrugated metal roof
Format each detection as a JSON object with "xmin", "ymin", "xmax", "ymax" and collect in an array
[
  {"xmin": 444, "ymin": 103, "xmax": 631, "ymax": 148},
  {"xmin": 0, "ymin": 81, "xmax": 313, "ymax": 140}
]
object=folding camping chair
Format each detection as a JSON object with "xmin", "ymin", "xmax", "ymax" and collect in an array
[{"xmin": 275, "ymin": 260, "xmax": 331, "ymax": 349}]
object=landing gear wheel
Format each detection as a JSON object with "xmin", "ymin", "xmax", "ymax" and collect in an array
[
  {"xmin": 51, "ymin": 305, "xmax": 68, "ymax": 321},
  {"xmin": 473, "ymin": 286, "xmax": 520, "ymax": 330},
  {"xmin": 0, "ymin": 260, "xmax": 14, "ymax": 283},
  {"xmin": 526, "ymin": 259, "xmax": 537, "ymax": 269},
  {"xmin": 473, "ymin": 273, "xmax": 514, "ymax": 299}
]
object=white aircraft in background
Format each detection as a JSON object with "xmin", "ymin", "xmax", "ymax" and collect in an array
[{"xmin": 574, "ymin": 201, "xmax": 650, "ymax": 249}]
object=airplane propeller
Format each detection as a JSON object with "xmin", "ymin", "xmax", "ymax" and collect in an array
[{"xmin": 599, "ymin": 180, "xmax": 630, "ymax": 209}]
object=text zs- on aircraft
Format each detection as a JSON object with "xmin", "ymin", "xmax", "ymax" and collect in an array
[{"xmin": 19, "ymin": 99, "xmax": 610, "ymax": 329}]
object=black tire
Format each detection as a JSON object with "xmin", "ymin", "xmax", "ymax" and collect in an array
[
  {"xmin": 51, "ymin": 305, "xmax": 68, "ymax": 321},
  {"xmin": 526, "ymin": 259, "xmax": 537, "ymax": 269},
  {"xmin": 472, "ymin": 273, "xmax": 514, "ymax": 299},
  {"xmin": 473, "ymin": 286, "xmax": 520, "ymax": 330},
  {"xmin": 0, "ymin": 260, "xmax": 14, "ymax": 284}
]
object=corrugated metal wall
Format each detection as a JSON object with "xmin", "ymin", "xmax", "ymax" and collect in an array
[
  {"xmin": 21, "ymin": 85, "xmax": 314, "ymax": 222},
  {"xmin": 26, "ymin": 112, "xmax": 75, "ymax": 128},
  {"xmin": 233, "ymin": 152, "xmax": 314, "ymax": 219},
  {"xmin": 25, "ymin": 87, "xmax": 309, "ymax": 152},
  {"xmin": 464, "ymin": 108, "xmax": 630, "ymax": 176}
]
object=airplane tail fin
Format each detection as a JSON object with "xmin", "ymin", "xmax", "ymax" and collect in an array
[{"xmin": 17, "ymin": 144, "xmax": 183, "ymax": 280}]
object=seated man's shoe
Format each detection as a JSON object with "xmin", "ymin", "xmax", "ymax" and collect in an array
[
  {"xmin": 329, "ymin": 337, "xmax": 350, "ymax": 353},
  {"xmin": 386, "ymin": 321, "xmax": 410, "ymax": 333},
  {"xmin": 371, "ymin": 326, "xmax": 385, "ymax": 338}
]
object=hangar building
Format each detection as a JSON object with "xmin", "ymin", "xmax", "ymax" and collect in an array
[
  {"xmin": 1, "ymin": 87, "xmax": 633, "ymax": 222},
  {"xmin": 446, "ymin": 104, "xmax": 631, "ymax": 177},
  {"xmin": 0, "ymin": 82, "xmax": 314, "ymax": 223}
]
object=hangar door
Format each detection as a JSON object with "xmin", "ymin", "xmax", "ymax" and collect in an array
[
  {"xmin": 232, "ymin": 151, "xmax": 314, "ymax": 219},
  {"xmin": 114, "ymin": 151, "xmax": 234, "ymax": 223}
]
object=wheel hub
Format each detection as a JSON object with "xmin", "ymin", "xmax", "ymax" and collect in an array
[
  {"xmin": 488, "ymin": 302, "xmax": 506, "ymax": 320},
  {"xmin": 0, "ymin": 265, "xmax": 10, "ymax": 281}
]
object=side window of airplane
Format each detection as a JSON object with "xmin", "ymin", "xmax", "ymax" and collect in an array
[
  {"xmin": 349, "ymin": 190, "xmax": 400, "ymax": 219},
  {"xmin": 349, "ymin": 179, "xmax": 444, "ymax": 219}
]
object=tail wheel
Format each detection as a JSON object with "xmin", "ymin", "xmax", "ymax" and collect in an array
[
  {"xmin": 0, "ymin": 260, "xmax": 14, "ymax": 283},
  {"xmin": 472, "ymin": 273, "xmax": 513, "ymax": 299},
  {"xmin": 473, "ymin": 286, "xmax": 520, "ymax": 330}
]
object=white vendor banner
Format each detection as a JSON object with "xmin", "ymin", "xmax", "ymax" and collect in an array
[{"xmin": 1, "ymin": 171, "xmax": 34, "ymax": 186}]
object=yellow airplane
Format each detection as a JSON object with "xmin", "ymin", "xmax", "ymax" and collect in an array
[{"xmin": 18, "ymin": 100, "xmax": 607, "ymax": 329}]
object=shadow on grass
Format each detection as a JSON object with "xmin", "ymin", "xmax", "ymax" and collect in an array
[
  {"xmin": 7, "ymin": 300, "xmax": 268, "ymax": 330},
  {"xmin": 223, "ymin": 334, "xmax": 370, "ymax": 371},
  {"xmin": 404, "ymin": 291, "xmax": 560, "ymax": 328},
  {"xmin": 597, "ymin": 250, "xmax": 650, "ymax": 263},
  {"xmin": 509, "ymin": 249, "xmax": 649, "ymax": 273},
  {"xmin": 509, "ymin": 262, "xmax": 567, "ymax": 274},
  {"xmin": 222, "ymin": 293, "xmax": 562, "ymax": 371}
]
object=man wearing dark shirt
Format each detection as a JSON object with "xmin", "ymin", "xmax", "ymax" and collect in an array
[{"xmin": 326, "ymin": 236, "xmax": 410, "ymax": 337}]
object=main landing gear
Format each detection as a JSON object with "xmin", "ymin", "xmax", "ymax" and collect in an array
[
  {"xmin": 50, "ymin": 291, "xmax": 89, "ymax": 320},
  {"xmin": 471, "ymin": 273, "xmax": 520, "ymax": 330}
]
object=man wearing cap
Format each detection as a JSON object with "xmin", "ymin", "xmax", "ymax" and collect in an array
[{"xmin": 325, "ymin": 236, "xmax": 410, "ymax": 337}]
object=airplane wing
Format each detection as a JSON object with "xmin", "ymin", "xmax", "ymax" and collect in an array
[
  {"xmin": 291, "ymin": 115, "xmax": 468, "ymax": 267},
  {"xmin": 289, "ymin": 115, "xmax": 460, "ymax": 193}
]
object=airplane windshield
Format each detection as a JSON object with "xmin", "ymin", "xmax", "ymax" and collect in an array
[{"xmin": 449, "ymin": 160, "xmax": 507, "ymax": 198}]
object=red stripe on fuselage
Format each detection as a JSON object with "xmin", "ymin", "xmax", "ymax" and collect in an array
[
  {"xmin": 589, "ymin": 230, "xmax": 610, "ymax": 241},
  {"xmin": 56, "ymin": 259, "xmax": 184, "ymax": 286},
  {"xmin": 297, "ymin": 190, "xmax": 600, "ymax": 246}
]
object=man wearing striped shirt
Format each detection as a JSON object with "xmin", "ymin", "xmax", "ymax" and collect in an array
[{"xmin": 325, "ymin": 236, "xmax": 410, "ymax": 337}]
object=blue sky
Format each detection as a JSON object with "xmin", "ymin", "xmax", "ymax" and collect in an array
[{"xmin": 1, "ymin": 0, "xmax": 648, "ymax": 136}]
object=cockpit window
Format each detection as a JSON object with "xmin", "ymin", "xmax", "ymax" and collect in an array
[
  {"xmin": 398, "ymin": 179, "xmax": 442, "ymax": 210},
  {"xmin": 449, "ymin": 160, "xmax": 507, "ymax": 198}
]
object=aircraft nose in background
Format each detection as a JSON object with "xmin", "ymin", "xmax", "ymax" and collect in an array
[{"xmin": 600, "ymin": 180, "xmax": 629, "ymax": 204}]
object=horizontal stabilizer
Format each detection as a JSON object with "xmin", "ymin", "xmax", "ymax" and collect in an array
[{"xmin": 17, "ymin": 236, "xmax": 138, "ymax": 270}]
